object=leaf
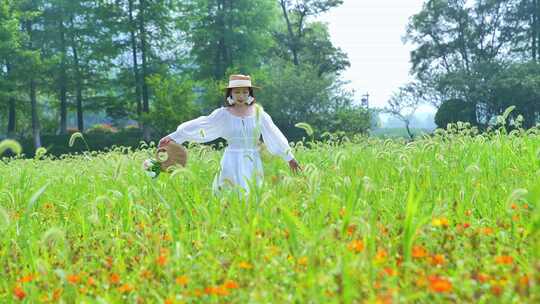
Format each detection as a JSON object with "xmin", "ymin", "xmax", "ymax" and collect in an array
[
  {"xmin": 295, "ymin": 122, "xmax": 314, "ymax": 136},
  {"xmin": 0, "ymin": 139, "xmax": 22, "ymax": 155}
]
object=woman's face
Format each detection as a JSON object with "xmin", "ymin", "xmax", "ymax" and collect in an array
[{"xmin": 231, "ymin": 87, "xmax": 250, "ymax": 104}]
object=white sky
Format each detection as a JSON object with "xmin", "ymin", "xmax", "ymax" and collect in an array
[{"xmin": 318, "ymin": 0, "xmax": 435, "ymax": 113}]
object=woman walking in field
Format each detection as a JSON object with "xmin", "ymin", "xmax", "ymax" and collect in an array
[{"xmin": 158, "ymin": 74, "xmax": 301, "ymax": 197}]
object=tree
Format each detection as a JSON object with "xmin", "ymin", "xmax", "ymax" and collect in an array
[
  {"xmin": 384, "ymin": 83, "xmax": 423, "ymax": 140},
  {"xmin": 434, "ymin": 99, "xmax": 477, "ymax": 128},
  {"xmin": 0, "ymin": 0, "xmax": 22, "ymax": 138},
  {"xmin": 275, "ymin": 0, "xmax": 343, "ymax": 66},
  {"xmin": 180, "ymin": 0, "xmax": 277, "ymax": 80}
]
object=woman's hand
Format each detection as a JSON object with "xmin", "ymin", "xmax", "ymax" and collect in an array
[
  {"xmin": 288, "ymin": 159, "xmax": 302, "ymax": 174},
  {"xmin": 158, "ymin": 136, "xmax": 174, "ymax": 148}
]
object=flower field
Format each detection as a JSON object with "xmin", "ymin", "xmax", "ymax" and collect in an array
[{"xmin": 1, "ymin": 128, "xmax": 539, "ymax": 303}]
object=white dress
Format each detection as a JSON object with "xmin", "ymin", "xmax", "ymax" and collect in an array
[{"xmin": 166, "ymin": 105, "xmax": 295, "ymax": 197}]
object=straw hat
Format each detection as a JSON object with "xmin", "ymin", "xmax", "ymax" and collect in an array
[
  {"xmin": 156, "ymin": 141, "xmax": 187, "ymax": 171},
  {"xmin": 225, "ymin": 74, "xmax": 261, "ymax": 89}
]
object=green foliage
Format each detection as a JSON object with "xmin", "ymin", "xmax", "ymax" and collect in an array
[
  {"xmin": 145, "ymin": 74, "xmax": 199, "ymax": 135},
  {"xmin": 1, "ymin": 133, "xmax": 539, "ymax": 301},
  {"xmin": 434, "ymin": 99, "xmax": 477, "ymax": 128}
]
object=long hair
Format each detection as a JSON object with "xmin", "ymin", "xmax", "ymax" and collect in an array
[{"xmin": 224, "ymin": 87, "xmax": 256, "ymax": 107}]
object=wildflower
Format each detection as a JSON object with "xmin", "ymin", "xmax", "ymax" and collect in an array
[
  {"xmin": 346, "ymin": 224, "xmax": 356, "ymax": 236},
  {"xmin": 432, "ymin": 217, "xmax": 449, "ymax": 227},
  {"xmin": 223, "ymin": 280, "xmax": 239, "ymax": 289},
  {"xmin": 297, "ymin": 256, "xmax": 308, "ymax": 266},
  {"xmin": 463, "ymin": 222, "xmax": 471, "ymax": 228},
  {"xmin": 479, "ymin": 227, "xmax": 493, "ymax": 235},
  {"xmin": 491, "ymin": 284, "xmax": 503, "ymax": 296},
  {"xmin": 495, "ymin": 255, "xmax": 513, "ymax": 265},
  {"xmin": 347, "ymin": 240, "xmax": 365, "ymax": 253},
  {"xmin": 238, "ymin": 261, "xmax": 253, "ymax": 269},
  {"xmin": 412, "ymin": 245, "xmax": 428, "ymax": 259},
  {"xmin": 175, "ymin": 275, "xmax": 189, "ymax": 286},
  {"xmin": 87, "ymin": 277, "xmax": 96, "ymax": 286},
  {"xmin": 67, "ymin": 274, "xmax": 81, "ymax": 284},
  {"xmin": 430, "ymin": 254, "xmax": 446, "ymax": 266},
  {"xmin": 473, "ymin": 273, "xmax": 490, "ymax": 283},
  {"xmin": 381, "ymin": 267, "xmax": 397, "ymax": 277},
  {"xmin": 109, "ymin": 273, "xmax": 121, "ymax": 285},
  {"xmin": 465, "ymin": 209, "xmax": 472, "ymax": 216},
  {"xmin": 374, "ymin": 249, "xmax": 388, "ymax": 263},
  {"xmin": 428, "ymin": 276, "xmax": 452, "ymax": 293},
  {"xmin": 17, "ymin": 274, "xmax": 35, "ymax": 284},
  {"xmin": 117, "ymin": 283, "xmax": 133, "ymax": 293},
  {"xmin": 13, "ymin": 285, "xmax": 26, "ymax": 300},
  {"xmin": 156, "ymin": 254, "xmax": 168, "ymax": 266}
]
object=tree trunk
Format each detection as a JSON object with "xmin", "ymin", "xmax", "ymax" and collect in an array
[
  {"xmin": 279, "ymin": 0, "xmax": 299, "ymax": 65},
  {"xmin": 6, "ymin": 62, "xmax": 16, "ymax": 138},
  {"xmin": 69, "ymin": 15, "xmax": 84, "ymax": 132},
  {"xmin": 25, "ymin": 20, "xmax": 41, "ymax": 148},
  {"xmin": 128, "ymin": 0, "xmax": 142, "ymax": 122},
  {"xmin": 138, "ymin": 0, "xmax": 151, "ymax": 140},
  {"xmin": 533, "ymin": 0, "xmax": 538, "ymax": 61},
  {"xmin": 404, "ymin": 120, "xmax": 414, "ymax": 140},
  {"xmin": 59, "ymin": 19, "xmax": 68, "ymax": 135}
]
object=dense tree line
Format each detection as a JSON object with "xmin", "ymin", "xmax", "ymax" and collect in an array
[
  {"xmin": 0, "ymin": 0, "xmax": 371, "ymax": 150},
  {"xmin": 400, "ymin": 0, "xmax": 540, "ymax": 129}
]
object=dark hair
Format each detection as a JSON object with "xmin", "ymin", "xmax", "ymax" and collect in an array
[{"xmin": 224, "ymin": 87, "xmax": 256, "ymax": 107}]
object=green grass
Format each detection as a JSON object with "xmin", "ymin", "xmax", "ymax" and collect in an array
[{"xmin": 0, "ymin": 128, "xmax": 539, "ymax": 303}]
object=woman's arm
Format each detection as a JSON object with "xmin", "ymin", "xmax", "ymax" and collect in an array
[
  {"xmin": 260, "ymin": 110, "xmax": 295, "ymax": 162},
  {"xmin": 160, "ymin": 107, "xmax": 226, "ymax": 147}
]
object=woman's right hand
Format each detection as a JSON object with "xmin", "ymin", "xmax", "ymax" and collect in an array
[{"xmin": 158, "ymin": 136, "xmax": 173, "ymax": 148}]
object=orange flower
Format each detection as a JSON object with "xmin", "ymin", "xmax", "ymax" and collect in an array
[
  {"xmin": 109, "ymin": 273, "xmax": 121, "ymax": 285},
  {"xmin": 347, "ymin": 240, "xmax": 365, "ymax": 253},
  {"xmin": 67, "ymin": 274, "xmax": 80, "ymax": 284},
  {"xmin": 412, "ymin": 245, "xmax": 428, "ymax": 259},
  {"xmin": 164, "ymin": 298, "xmax": 175, "ymax": 304},
  {"xmin": 238, "ymin": 261, "xmax": 253, "ymax": 269},
  {"xmin": 432, "ymin": 217, "xmax": 449, "ymax": 227},
  {"xmin": 17, "ymin": 274, "xmax": 35, "ymax": 284},
  {"xmin": 495, "ymin": 255, "xmax": 513, "ymax": 265},
  {"xmin": 13, "ymin": 285, "xmax": 26, "ymax": 300},
  {"xmin": 463, "ymin": 222, "xmax": 471, "ymax": 228},
  {"xmin": 430, "ymin": 254, "xmax": 446, "ymax": 266},
  {"xmin": 87, "ymin": 277, "xmax": 96, "ymax": 286},
  {"xmin": 511, "ymin": 203, "xmax": 518, "ymax": 210},
  {"xmin": 297, "ymin": 256, "xmax": 308, "ymax": 266},
  {"xmin": 428, "ymin": 276, "xmax": 452, "ymax": 293},
  {"xmin": 346, "ymin": 224, "xmax": 357, "ymax": 236},
  {"xmin": 519, "ymin": 275, "xmax": 529, "ymax": 287},
  {"xmin": 52, "ymin": 288, "xmax": 62, "ymax": 300},
  {"xmin": 156, "ymin": 254, "xmax": 168, "ymax": 266},
  {"xmin": 204, "ymin": 286, "xmax": 230, "ymax": 296},
  {"xmin": 223, "ymin": 280, "xmax": 239, "ymax": 289},
  {"xmin": 381, "ymin": 267, "xmax": 397, "ymax": 277},
  {"xmin": 474, "ymin": 273, "xmax": 490, "ymax": 283},
  {"xmin": 175, "ymin": 275, "xmax": 189, "ymax": 286},
  {"xmin": 117, "ymin": 283, "xmax": 133, "ymax": 293},
  {"xmin": 491, "ymin": 285, "xmax": 503, "ymax": 296},
  {"xmin": 480, "ymin": 227, "xmax": 493, "ymax": 235},
  {"xmin": 374, "ymin": 249, "xmax": 388, "ymax": 263}
]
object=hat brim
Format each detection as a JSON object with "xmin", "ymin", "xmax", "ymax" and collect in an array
[{"xmin": 224, "ymin": 85, "xmax": 261, "ymax": 90}]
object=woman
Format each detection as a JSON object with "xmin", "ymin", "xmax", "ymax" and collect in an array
[{"xmin": 158, "ymin": 74, "xmax": 301, "ymax": 197}]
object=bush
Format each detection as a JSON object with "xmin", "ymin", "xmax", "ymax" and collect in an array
[{"xmin": 435, "ymin": 99, "xmax": 477, "ymax": 128}]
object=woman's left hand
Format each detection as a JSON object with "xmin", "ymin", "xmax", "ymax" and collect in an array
[{"xmin": 288, "ymin": 159, "xmax": 302, "ymax": 174}]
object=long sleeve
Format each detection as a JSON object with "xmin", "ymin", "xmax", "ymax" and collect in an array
[
  {"xmin": 167, "ymin": 107, "xmax": 226, "ymax": 144},
  {"xmin": 260, "ymin": 110, "xmax": 295, "ymax": 162}
]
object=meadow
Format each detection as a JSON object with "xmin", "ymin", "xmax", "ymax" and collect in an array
[{"xmin": 0, "ymin": 124, "xmax": 539, "ymax": 303}]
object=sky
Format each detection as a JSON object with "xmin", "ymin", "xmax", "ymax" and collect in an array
[{"xmin": 317, "ymin": 0, "xmax": 435, "ymax": 114}]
